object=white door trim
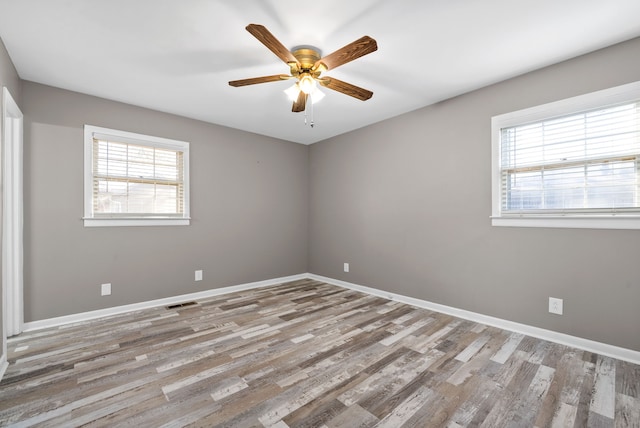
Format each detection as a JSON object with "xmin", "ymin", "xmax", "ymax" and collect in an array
[{"xmin": 2, "ymin": 87, "xmax": 24, "ymax": 351}]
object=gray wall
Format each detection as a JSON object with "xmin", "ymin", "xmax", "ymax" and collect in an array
[
  {"xmin": 0, "ymin": 36, "xmax": 22, "ymax": 354},
  {"xmin": 23, "ymin": 82, "xmax": 308, "ymax": 321},
  {"xmin": 309, "ymin": 37, "xmax": 640, "ymax": 352}
]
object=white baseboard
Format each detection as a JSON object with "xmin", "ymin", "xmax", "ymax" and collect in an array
[
  {"xmin": 19, "ymin": 272, "xmax": 640, "ymax": 365},
  {"xmin": 0, "ymin": 354, "xmax": 8, "ymax": 383},
  {"xmin": 22, "ymin": 273, "xmax": 308, "ymax": 332},
  {"xmin": 308, "ymin": 273, "xmax": 640, "ymax": 365}
]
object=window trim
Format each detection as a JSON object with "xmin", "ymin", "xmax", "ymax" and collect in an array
[
  {"xmin": 491, "ymin": 80, "xmax": 640, "ymax": 230},
  {"xmin": 83, "ymin": 125, "xmax": 190, "ymax": 227}
]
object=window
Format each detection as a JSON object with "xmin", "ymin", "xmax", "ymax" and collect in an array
[
  {"xmin": 492, "ymin": 81, "xmax": 640, "ymax": 229},
  {"xmin": 84, "ymin": 125, "xmax": 190, "ymax": 227}
]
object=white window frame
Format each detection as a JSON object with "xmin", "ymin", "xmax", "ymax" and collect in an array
[
  {"xmin": 83, "ymin": 125, "xmax": 190, "ymax": 227},
  {"xmin": 491, "ymin": 81, "xmax": 640, "ymax": 230}
]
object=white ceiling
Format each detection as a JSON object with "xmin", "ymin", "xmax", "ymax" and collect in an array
[{"xmin": 1, "ymin": 1, "xmax": 640, "ymax": 145}]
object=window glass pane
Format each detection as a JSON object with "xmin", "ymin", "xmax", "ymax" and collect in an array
[
  {"xmin": 95, "ymin": 180, "xmax": 127, "ymax": 213},
  {"xmin": 585, "ymin": 162, "xmax": 636, "ymax": 208},
  {"xmin": 125, "ymin": 182, "xmax": 152, "ymax": 213},
  {"xmin": 542, "ymin": 166, "xmax": 584, "ymax": 210},
  {"xmin": 504, "ymin": 171, "xmax": 543, "ymax": 210},
  {"xmin": 155, "ymin": 185, "xmax": 179, "ymax": 213}
]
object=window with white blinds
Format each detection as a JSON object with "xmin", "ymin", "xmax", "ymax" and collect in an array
[
  {"xmin": 491, "ymin": 81, "xmax": 640, "ymax": 229},
  {"xmin": 84, "ymin": 125, "xmax": 190, "ymax": 227}
]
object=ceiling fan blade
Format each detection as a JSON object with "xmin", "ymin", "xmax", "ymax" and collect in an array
[
  {"xmin": 314, "ymin": 36, "xmax": 377, "ymax": 71},
  {"xmin": 246, "ymin": 24, "xmax": 299, "ymax": 65},
  {"xmin": 229, "ymin": 74, "xmax": 290, "ymax": 87},
  {"xmin": 292, "ymin": 91, "xmax": 307, "ymax": 112},
  {"xmin": 319, "ymin": 77, "xmax": 373, "ymax": 101}
]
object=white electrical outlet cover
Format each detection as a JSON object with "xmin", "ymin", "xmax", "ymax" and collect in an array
[
  {"xmin": 549, "ymin": 297, "xmax": 563, "ymax": 315},
  {"xmin": 101, "ymin": 283, "xmax": 111, "ymax": 296},
  {"xmin": 195, "ymin": 270, "xmax": 203, "ymax": 281},
  {"xmin": 343, "ymin": 263, "xmax": 349, "ymax": 273}
]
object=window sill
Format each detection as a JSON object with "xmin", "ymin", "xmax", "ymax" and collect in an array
[
  {"xmin": 83, "ymin": 218, "xmax": 190, "ymax": 227},
  {"xmin": 491, "ymin": 215, "xmax": 640, "ymax": 230}
]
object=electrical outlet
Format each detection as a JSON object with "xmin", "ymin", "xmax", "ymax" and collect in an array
[
  {"xmin": 549, "ymin": 297, "xmax": 563, "ymax": 315},
  {"xmin": 195, "ymin": 270, "xmax": 203, "ymax": 281},
  {"xmin": 101, "ymin": 283, "xmax": 111, "ymax": 296},
  {"xmin": 343, "ymin": 263, "xmax": 349, "ymax": 273}
]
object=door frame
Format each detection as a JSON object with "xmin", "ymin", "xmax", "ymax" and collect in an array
[{"xmin": 2, "ymin": 86, "xmax": 24, "ymax": 375}]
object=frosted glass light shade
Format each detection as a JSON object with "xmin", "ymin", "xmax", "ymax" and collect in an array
[
  {"xmin": 311, "ymin": 88, "xmax": 325, "ymax": 104},
  {"xmin": 298, "ymin": 74, "xmax": 316, "ymax": 94},
  {"xmin": 284, "ymin": 84, "xmax": 300, "ymax": 101}
]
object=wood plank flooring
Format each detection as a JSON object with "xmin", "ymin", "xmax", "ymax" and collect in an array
[{"xmin": 1, "ymin": 279, "xmax": 639, "ymax": 427}]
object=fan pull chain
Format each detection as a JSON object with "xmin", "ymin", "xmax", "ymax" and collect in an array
[
  {"xmin": 310, "ymin": 96, "xmax": 315, "ymax": 128},
  {"xmin": 303, "ymin": 95, "xmax": 315, "ymax": 128},
  {"xmin": 301, "ymin": 94, "xmax": 315, "ymax": 128}
]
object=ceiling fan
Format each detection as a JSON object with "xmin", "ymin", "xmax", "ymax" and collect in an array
[{"xmin": 229, "ymin": 24, "xmax": 377, "ymax": 113}]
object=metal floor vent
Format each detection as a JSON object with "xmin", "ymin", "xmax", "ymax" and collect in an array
[{"xmin": 166, "ymin": 301, "xmax": 198, "ymax": 310}]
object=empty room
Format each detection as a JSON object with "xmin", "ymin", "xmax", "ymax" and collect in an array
[{"xmin": 1, "ymin": 1, "xmax": 640, "ymax": 426}]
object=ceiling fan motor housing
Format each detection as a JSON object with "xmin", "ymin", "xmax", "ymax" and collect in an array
[{"xmin": 290, "ymin": 47, "xmax": 324, "ymax": 77}]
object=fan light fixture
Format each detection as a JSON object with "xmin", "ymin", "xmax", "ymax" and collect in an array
[{"xmin": 284, "ymin": 83, "xmax": 325, "ymax": 104}]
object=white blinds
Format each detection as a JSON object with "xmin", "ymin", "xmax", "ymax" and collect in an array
[
  {"xmin": 500, "ymin": 101, "xmax": 640, "ymax": 213},
  {"xmin": 92, "ymin": 137, "xmax": 185, "ymax": 217}
]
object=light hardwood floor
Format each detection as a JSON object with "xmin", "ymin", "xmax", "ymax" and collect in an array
[{"xmin": 1, "ymin": 279, "xmax": 639, "ymax": 427}]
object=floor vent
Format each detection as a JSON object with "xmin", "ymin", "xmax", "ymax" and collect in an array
[{"xmin": 166, "ymin": 301, "xmax": 198, "ymax": 310}]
